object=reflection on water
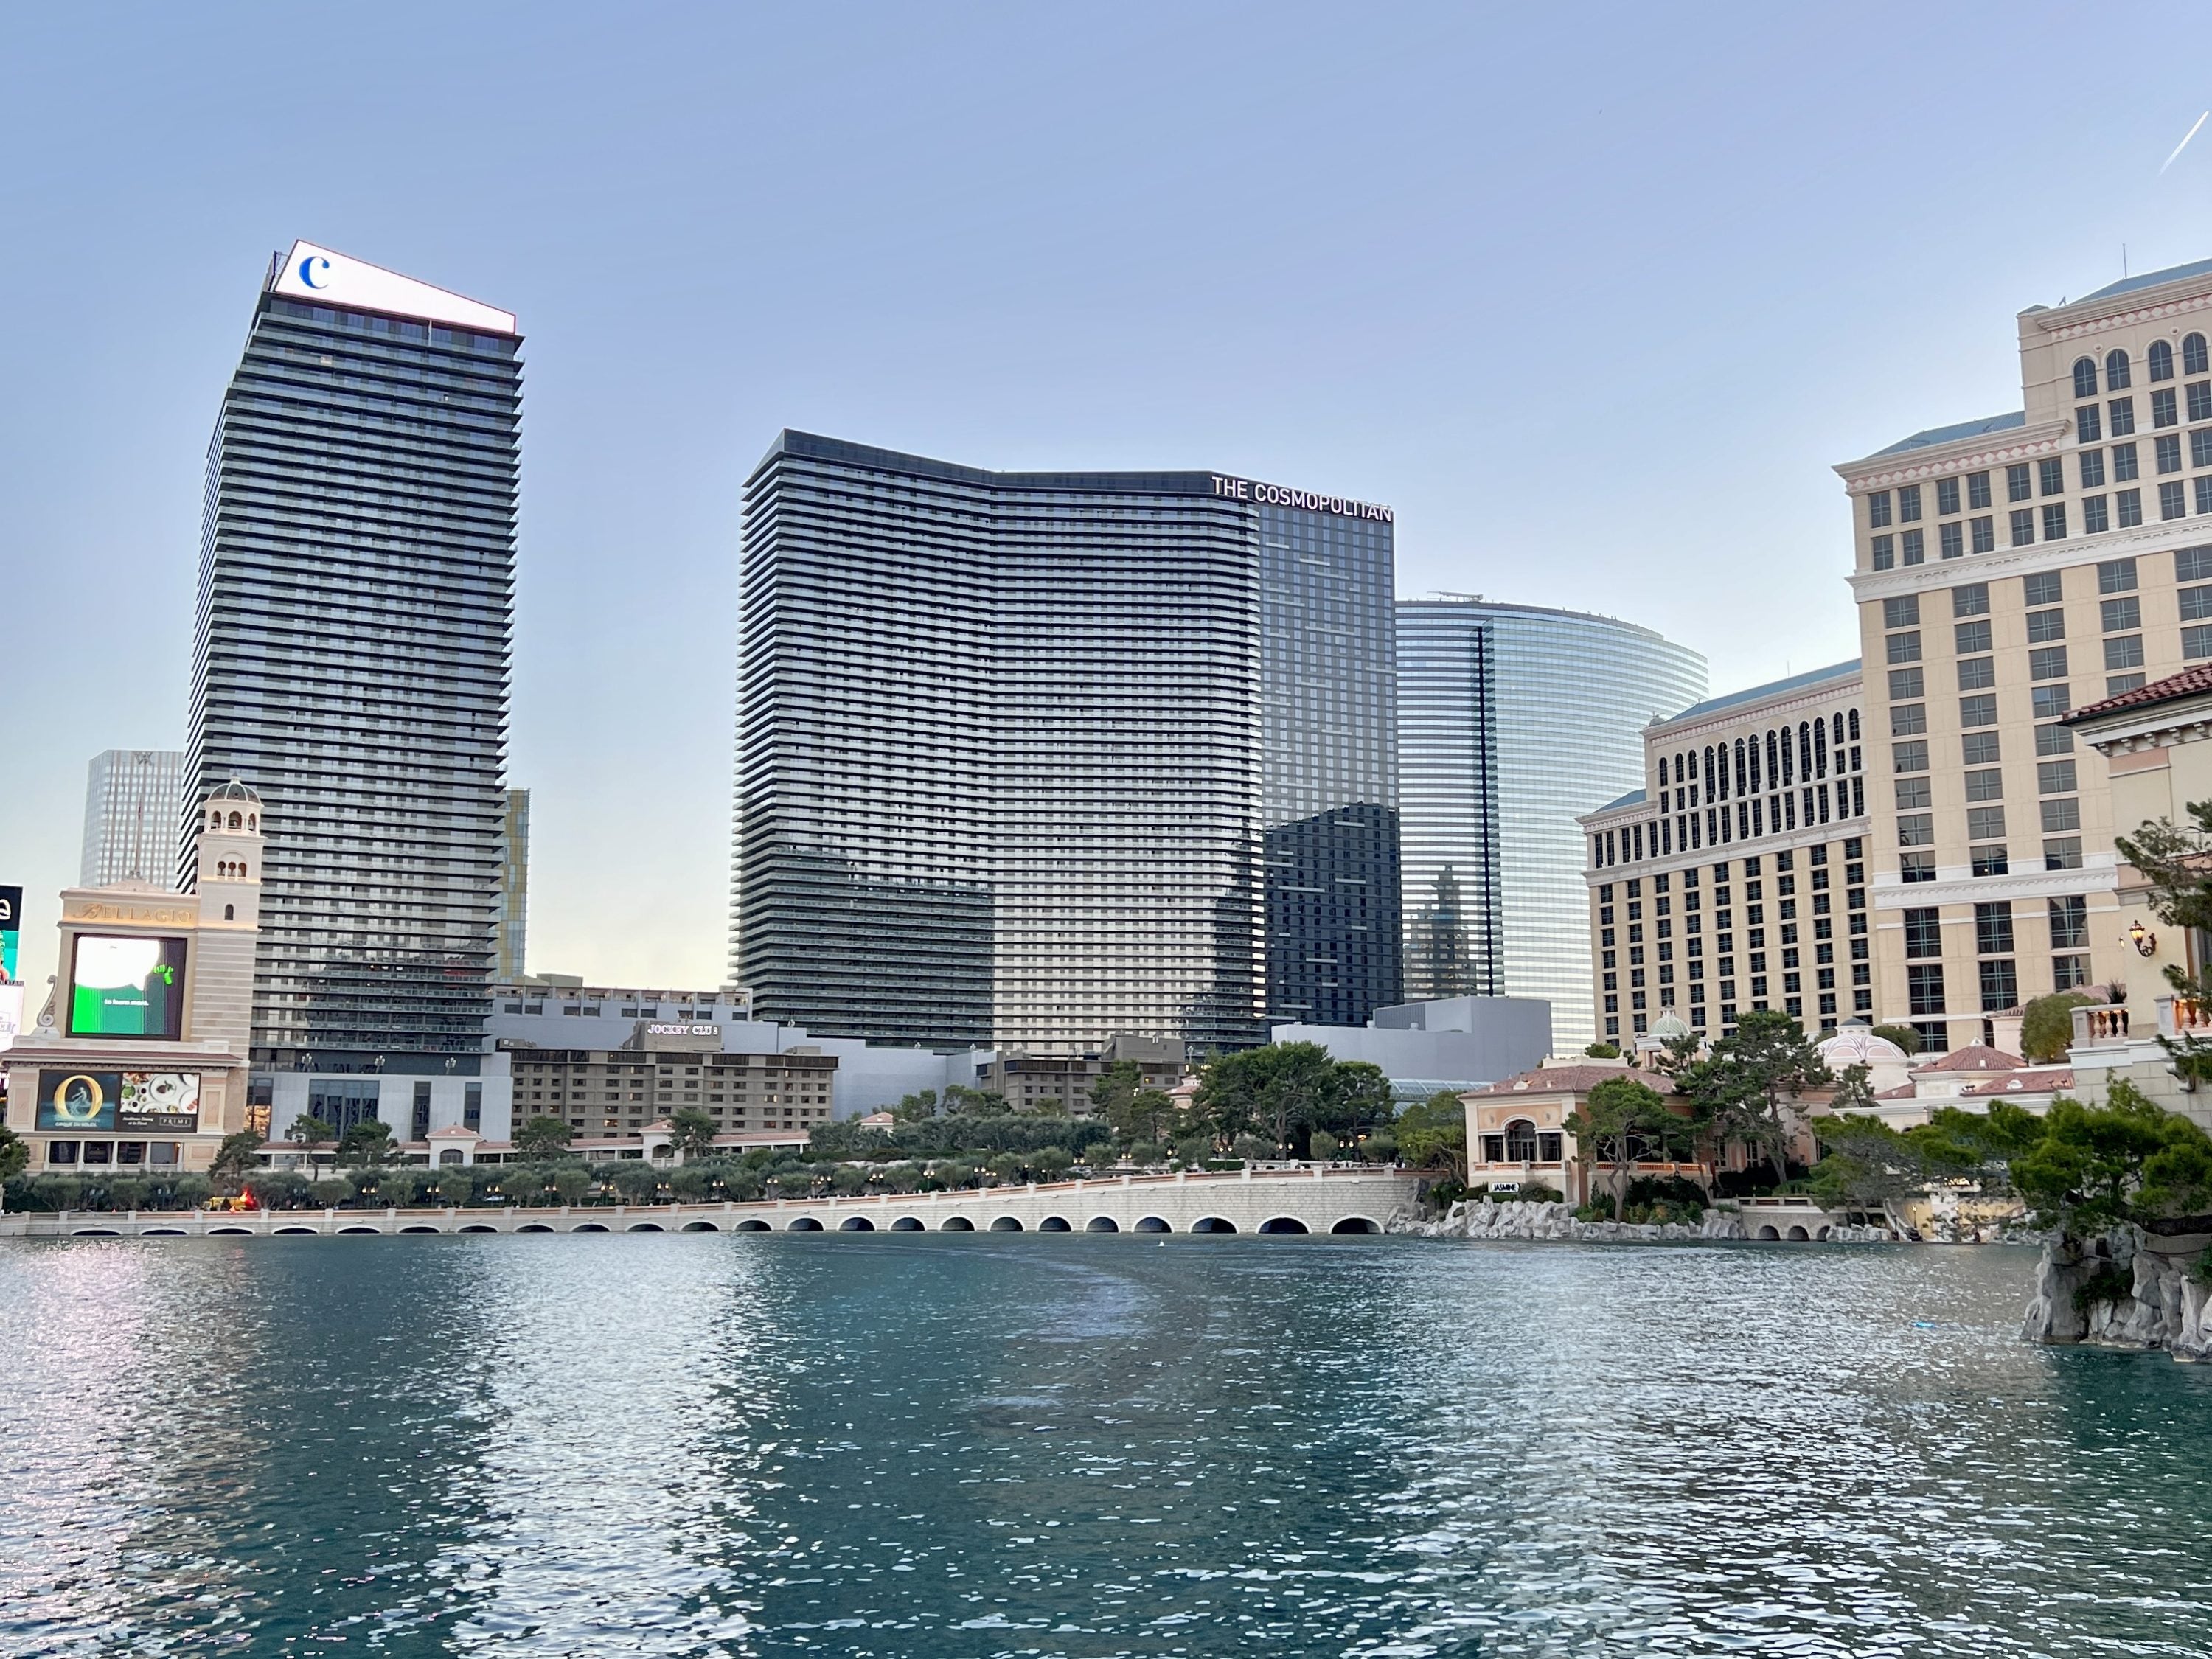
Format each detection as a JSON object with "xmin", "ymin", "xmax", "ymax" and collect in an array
[{"xmin": 2, "ymin": 1235, "xmax": 2208, "ymax": 1657}]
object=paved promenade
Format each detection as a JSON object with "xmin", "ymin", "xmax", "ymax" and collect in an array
[{"xmin": 0, "ymin": 1166, "xmax": 1424, "ymax": 1239}]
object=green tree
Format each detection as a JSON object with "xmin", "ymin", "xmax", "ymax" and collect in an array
[
  {"xmin": 0, "ymin": 1124, "xmax": 29, "ymax": 1190},
  {"xmin": 500, "ymin": 1164, "xmax": 549, "ymax": 1206},
  {"xmin": 893, "ymin": 1088, "xmax": 941, "ymax": 1123},
  {"xmin": 2020, "ymin": 992, "xmax": 2098, "ymax": 1065},
  {"xmin": 308, "ymin": 1176, "xmax": 351, "ymax": 1207},
  {"xmin": 1583, "ymin": 1041, "xmax": 1621, "ymax": 1060},
  {"xmin": 515, "ymin": 1116, "xmax": 574, "ymax": 1159},
  {"xmin": 1675, "ymin": 1009, "xmax": 1831, "ymax": 1189},
  {"xmin": 669, "ymin": 1164, "xmax": 714, "ymax": 1201},
  {"xmin": 335, "ymin": 1119, "xmax": 397, "ymax": 1167},
  {"xmin": 1231, "ymin": 1133, "xmax": 1273, "ymax": 1162},
  {"xmin": 1032, "ymin": 1145, "xmax": 1074, "ymax": 1181},
  {"xmin": 2011, "ymin": 1079, "xmax": 2212, "ymax": 1233},
  {"xmin": 1394, "ymin": 1091, "xmax": 1469, "ymax": 1180},
  {"xmin": 209, "ymin": 1128, "xmax": 264, "ymax": 1186},
  {"xmin": 1808, "ymin": 1113, "xmax": 1922, "ymax": 1222},
  {"xmin": 1309, "ymin": 1130, "xmax": 1339, "ymax": 1161},
  {"xmin": 669, "ymin": 1107, "xmax": 719, "ymax": 1161},
  {"xmin": 1196, "ymin": 1042, "xmax": 1335, "ymax": 1152},
  {"xmin": 552, "ymin": 1166, "xmax": 592, "ymax": 1207},
  {"xmin": 1091, "ymin": 1062, "xmax": 1179, "ymax": 1144},
  {"xmin": 945, "ymin": 1085, "xmax": 1009, "ymax": 1116},
  {"xmin": 1565, "ymin": 1075, "xmax": 1682, "ymax": 1217},
  {"xmin": 287, "ymin": 1114, "xmax": 335, "ymax": 1147},
  {"xmin": 1869, "ymin": 1023, "xmax": 1923, "ymax": 1057},
  {"xmin": 610, "ymin": 1161, "xmax": 662, "ymax": 1203}
]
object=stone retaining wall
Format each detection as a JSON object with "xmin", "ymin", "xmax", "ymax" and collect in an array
[{"xmin": 1402, "ymin": 1200, "xmax": 1896, "ymax": 1245}]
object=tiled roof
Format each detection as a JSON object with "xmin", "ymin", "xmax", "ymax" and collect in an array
[
  {"xmin": 1467, "ymin": 1065, "xmax": 1675, "ymax": 1096},
  {"xmin": 2078, "ymin": 257, "xmax": 2212, "ymax": 303},
  {"xmin": 2065, "ymin": 662, "xmax": 2212, "ymax": 723},
  {"xmin": 1664, "ymin": 661, "xmax": 1861, "ymax": 725},
  {"xmin": 1914, "ymin": 1043, "xmax": 2027, "ymax": 1072},
  {"xmin": 1871, "ymin": 411, "xmax": 2025, "ymax": 458},
  {"xmin": 1958, "ymin": 1068, "xmax": 2073, "ymax": 1096}
]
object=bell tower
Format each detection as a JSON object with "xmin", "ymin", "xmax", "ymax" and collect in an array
[{"xmin": 187, "ymin": 779, "xmax": 262, "ymax": 1048}]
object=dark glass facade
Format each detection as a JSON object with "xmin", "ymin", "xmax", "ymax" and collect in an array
[
  {"xmin": 732, "ymin": 433, "xmax": 1400, "ymax": 1049},
  {"xmin": 185, "ymin": 276, "xmax": 519, "ymax": 1074}
]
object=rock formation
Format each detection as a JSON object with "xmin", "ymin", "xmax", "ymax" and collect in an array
[
  {"xmin": 1400, "ymin": 1200, "xmax": 1896, "ymax": 1245},
  {"xmin": 2021, "ymin": 1225, "xmax": 2212, "ymax": 1360}
]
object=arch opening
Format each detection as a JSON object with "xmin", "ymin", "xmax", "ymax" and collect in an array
[
  {"xmin": 1786, "ymin": 1225, "xmax": 1810, "ymax": 1242},
  {"xmin": 572, "ymin": 1222, "xmax": 610, "ymax": 1232},
  {"xmin": 1756, "ymin": 1225, "xmax": 1781, "ymax": 1241},
  {"xmin": 682, "ymin": 1220, "xmax": 720, "ymax": 1232},
  {"xmin": 787, "ymin": 1217, "xmax": 824, "ymax": 1231},
  {"xmin": 1329, "ymin": 1217, "xmax": 1381, "ymax": 1234},
  {"xmin": 1037, "ymin": 1216, "xmax": 1071, "ymax": 1231},
  {"xmin": 405, "ymin": 1224, "xmax": 447, "ymax": 1234},
  {"xmin": 990, "ymin": 1217, "xmax": 1024, "ymax": 1231},
  {"xmin": 839, "ymin": 1217, "xmax": 875, "ymax": 1231},
  {"xmin": 940, "ymin": 1216, "xmax": 975, "ymax": 1231},
  {"xmin": 627, "ymin": 1222, "xmax": 666, "ymax": 1233},
  {"xmin": 735, "ymin": 1219, "xmax": 771, "ymax": 1231},
  {"xmin": 1192, "ymin": 1217, "xmax": 1237, "ymax": 1234},
  {"xmin": 1085, "ymin": 1216, "xmax": 1120, "ymax": 1232},
  {"xmin": 1135, "ymin": 1216, "xmax": 1171, "ymax": 1233},
  {"xmin": 891, "ymin": 1216, "xmax": 925, "ymax": 1231},
  {"xmin": 1258, "ymin": 1217, "xmax": 1309, "ymax": 1234}
]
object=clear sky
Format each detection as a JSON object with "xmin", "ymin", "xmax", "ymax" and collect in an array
[{"xmin": 7, "ymin": 0, "xmax": 2212, "ymax": 998}]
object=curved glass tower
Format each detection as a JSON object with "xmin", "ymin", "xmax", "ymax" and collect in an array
[{"xmin": 1396, "ymin": 598, "xmax": 1705, "ymax": 1050}]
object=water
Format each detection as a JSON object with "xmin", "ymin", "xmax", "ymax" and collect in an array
[{"xmin": 1, "ymin": 1236, "xmax": 2208, "ymax": 1658}]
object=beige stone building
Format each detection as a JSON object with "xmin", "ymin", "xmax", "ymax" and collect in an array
[
  {"xmin": 4, "ymin": 781, "xmax": 264, "ymax": 1175},
  {"xmin": 1833, "ymin": 258, "xmax": 2212, "ymax": 1050},
  {"xmin": 2059, "ymin": 663, "xmax": 2212, "ymax": 1125},
  {"xmin": 504, "ymin": 1023, "xmax": 838, "ymax": 1141},
  {"xmin": 1579, "ymin": 660, "xmax": 1871, "ymax": 1043}
]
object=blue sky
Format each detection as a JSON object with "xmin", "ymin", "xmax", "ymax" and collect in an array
[{"xmin": 7, "ymin": 1, "xmax": 2212, "ymax": 993}]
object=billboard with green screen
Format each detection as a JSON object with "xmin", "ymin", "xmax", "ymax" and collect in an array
[{"xmin": 66, "ymin": 934, "xmax": 188, "ymax": 1040}]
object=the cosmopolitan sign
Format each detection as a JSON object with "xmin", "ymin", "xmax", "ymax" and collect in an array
[{"xmin": 1210, "ymin": 475, "xmax": 1393, "ymax": 523}]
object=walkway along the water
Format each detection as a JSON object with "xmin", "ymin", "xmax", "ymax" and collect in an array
[{"xmin": 0, "ymin": 1166, "xmax": 1424, "ymax": 1239}]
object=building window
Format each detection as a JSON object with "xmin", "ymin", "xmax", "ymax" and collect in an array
[
  {"xmin": 2078, "ymin": 406, "xmax": 2104, "ymax": 443},
  {"xmin": 1955, "ymin": 618, "xmax": 1993, "ymax": 654},
  {"xmin": 1883, "ymin": 594, "xmax": 1920, "ymax": 628},
  {"xmin": 2112, "ymin": 396, "xmax": 2138, "ymax": 435},
  {"xmin": 1907, "ymin": 962, "xmax": 1947, "ymax": 1015},
  {"xmin": 1892, "ymin": 703, "xmax": 1927, "ymax": 735},
  {"xmin": 1871, "ymin": 535, "xmax": 1894, "ymax": 571},
  {"xmin": 1956, "ymin": 657, "xmax": 1994, "ymax": 691},
  {"xmin": 1975, "ymin": 901, "xmax": 2014, "ymax": 955},
  {"xmin": 2197, "ymin": 476, "xmax": 2212, "ymax": 516},
  {"xmin": 1968, "ymin": 470, "xmax": 1992, "ymax": 509},
  {"xmin": 2053, "ymin": 954, "xmax": 2090, "ymax": 990},
  {"xmin": 2115, "ymin": 442, "xmax": 2140, "ymax": 480},
  {"xmin": 2044, "ymin": 838, "xmax": 2083, "ymax": 870},
  {"xmin": 2160, "ymin": 432, "xmax": 2185, "ymax": 473},
  {"xmin": 1901, "ymin": 852, "xmax": 1936, "ymax": 883},
  {"xmin": 1893, "ymin": 739, "xmax": 1929, "ymax": 773},
  {"xmin": 1896, "ymin": 776, "xmax": 1933, "ymax": 810},
  {"xmin": 1904, "ymin": 908, "xmax": 1941, "ymax": 957},
  {"xmin": 2190, "ymin": 333, "xmax": 2210, "ymax": 375},
  {"xmin": 2029, "ymin": 684, "xmax": 2072, "ymax": 720},
  {"xmin": 1966, "ymin": 806, "xmax": 2007, "ymax": 841},
  {"xmin": 2104, "ymin": 634, "xmax": 2145, "ymax": 670},
  {"xmin": 1979, "ymin": 958, "xmax": 2020, "ymax": 1012},
  {"xmin": 2040, "ymin": 797, "xmax": 2082, "ymax": 833},
  {"xmin": 1902, "ymin": 528, "xmax": 1925, "ymax": 564},
  {"xmin": 2008, "ymin": 463, "xmax": 2032, "ymax": 502},
  {"xmin": 1898, "ymin": 813, "xmax": 1934, "ymax": 846},
  {"xmin": 2026, "ymin": 608, "xmax": 2065, "ymax": 644},
  {"xmin": 1899, "ymin": 484, "xmax": 1922, "ymax": 521},
  {"xmin": 1972, "ymin": 845, "xmax": 2009, "ymax": 877},
  {"xmin": 1964, "ymin": 768, "xmax": 2003, "ymax": 801},
  {"xmin": 2042, "ymin": 504, "xmax": 2068, "ymax": 541},
  {"xmin": 1939, "ymin": 521, "xmax": 1964, "ymax": 558},
  {"xmin": 1937, "ymin": 476, "xmax": 1961, "ymax": 515},
  {"xmin": 2037, "ymin": 723, "xmax": 2074, "ymax": 756},
  {"xmin": 2154, "ymin": 388, "xmax": 2180, "ymax": 429},
  {"xmin": 2152, "ymin": 339, "xmax": 2177, "ymax": 381},
  {"xmin": 1970, "ymin": 516, "xmax": 1996, "ymax": 553},
  {"xmin": 2109, "ymin": 349, "xmax": 2134, "ymax": 389},
  {"xmin": 1867, "ymin": 490, "xmax": 1893, "ymax": 528},
  {"xmin": 2195, "ymin": 387, "xmax": 2212, "ymax": 426},
  {"xmin": 465, "ymin": 1084, "xmax": 482, "ymax": 1131},
  {"xmin": 1953, "ymin": 582, "xmax": 1990, "ymax": 617},
  {"xmin": 2039, "ymin": 457, "xmax": 2065, "ymax": 497},
  {"xmin": 2101, "ymin": 594, "xmax": 2142, "ymax": 630},
  {"xmin": 2164, "ymin": 480, "xmax": 2188, "ymax": 520},
  {"xmin": 2079, "ymin": 448, "xmax": 2107, "ymax": 487},
  {"xmin": 2010, "ymin": 509, "xmax": 2035, "ymax": 546},
  {"xmin": 2038, "ymin": 759, "xmax": 2079, "ymax": 794},
  {"xmin": 2050, "ymin": 894, "xmax": 2088, "ymax": 948},
  {"xmin": 1964, "ymin": 729, "xmax": 2000, "ymax": 765},
  {"xmin": 1959, "ymin": 693, "xmax": 1997, "ymax": 728},
  {"xmin": 2083, "ymin": 496, "xmax": 2110, "ymax": 534},
  {"xmin": 2028, "ymin": 645, "xmax": 2068, "ymax": 681}
]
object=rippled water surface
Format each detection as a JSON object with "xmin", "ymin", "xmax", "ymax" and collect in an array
[{"xmin": 2, "ymin": 1235, "xmax": 2208, "ymax": 1657}]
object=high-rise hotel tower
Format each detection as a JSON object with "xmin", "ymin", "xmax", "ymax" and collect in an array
[
  {"xmin": 731, "ymin": 433, "xmax": 1401, "ymax": 1051},
  {"xmin": 185, "ymin": 242, "xmax": 519, "ymax": 1124},
  {"xmin": 1837, "ymin": 256, "xmax": 2212, "ymax": 1052}
]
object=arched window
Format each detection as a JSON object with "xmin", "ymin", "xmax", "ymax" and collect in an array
[
  {"xmin": 1703, "ymin": 745, "xmax": 1715, "ymax": 795},
  {"xmin": 248, "ymin": 814, "xmax": 257, "ymax": 830},
  {"xmin": 1591, "ymin": 836, "xmax": 1603, "ymax": 868},
  {"xmin": 1848, "ymin": 709, "xmax": 1861, "ymax": 741},
  {"xmin": 1798, "ymin": 722, "xmax": 1814, "ymax": 780},
  {"xmin": 2107, "ymin": 348, "xmax": 2132, "ymax": 389},
  {"xmin": 238, "ymin": 862, "xmax": 248, "ymax": 879},
  {"xmin": 223, "ymin": 903, "xmax": 235, "ymax": 921},
  {"xmin": 2150, "ymin": 339, "xmax": 2175, "ymax": 382},
  {"xmin": 2188, "ymin": 333, "xmax": 2209, "ymax": 376},
  {"xmin": 228, "ymin": 811, "xmax": 243, "ymax": 830},
  {"xmin": 208, "ymin": 809, "xmax": 220, "ymax": 830},
  {"xmin": 1733, "ymin": 738, "xmax": 1746, "ymax": 795},
  {"xmin": 1832, "ymin": 713, "xmax": 1845, "ymax": 748},
  {"xmin": 2073, "ymin": 357, "xmax": 2098, "ymax": 397},
  {"xmin": 1814, "ymin": 719, "xmax": 1829, "ymax": 777},
  {"xmin": 1504, "ymin": 1119, "xmax": 1539, "ymax": 1161}
]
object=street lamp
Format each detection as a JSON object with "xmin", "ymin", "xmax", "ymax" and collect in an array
[{"xmin": 2127, "ymin": 920, "xmax": 2158, "ymax": 957}]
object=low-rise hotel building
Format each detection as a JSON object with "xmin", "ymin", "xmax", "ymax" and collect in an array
[
  {"xmin": 1579, "ymin": 661, "xmax": 1871, "ymax": 1043},
  {"xmin": 1833, "ymin": 257, "xmax": 2212, "ymax": 1051},
  {"xmin": 4, "ymin": 782, "xmax": 263, "ymax": 1175}
]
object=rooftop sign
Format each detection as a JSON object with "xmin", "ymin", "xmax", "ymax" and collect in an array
[
  {"xmin": 1210, "ymin": 475, "xmax": 1393, "ymax": 524},
  {"xmin": 267, "ymin": 240, "xmax": 517, "ymax": 335}
]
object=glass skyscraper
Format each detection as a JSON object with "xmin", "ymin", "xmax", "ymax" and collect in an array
[
  {"xmin": 731, "ymin": 433, "xmax": 1400, "ymax": 1051},
  {"xmin": 80, "ymin": 749, "xmax": 187, "ymax": 887},
  {"xmin": 1396, "ymin": 598, "xmax": 1705, "ymax": 1049},
  {"xmin": 184, "ymin": 241, "xmax": 519, "ymax": 1086}
]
